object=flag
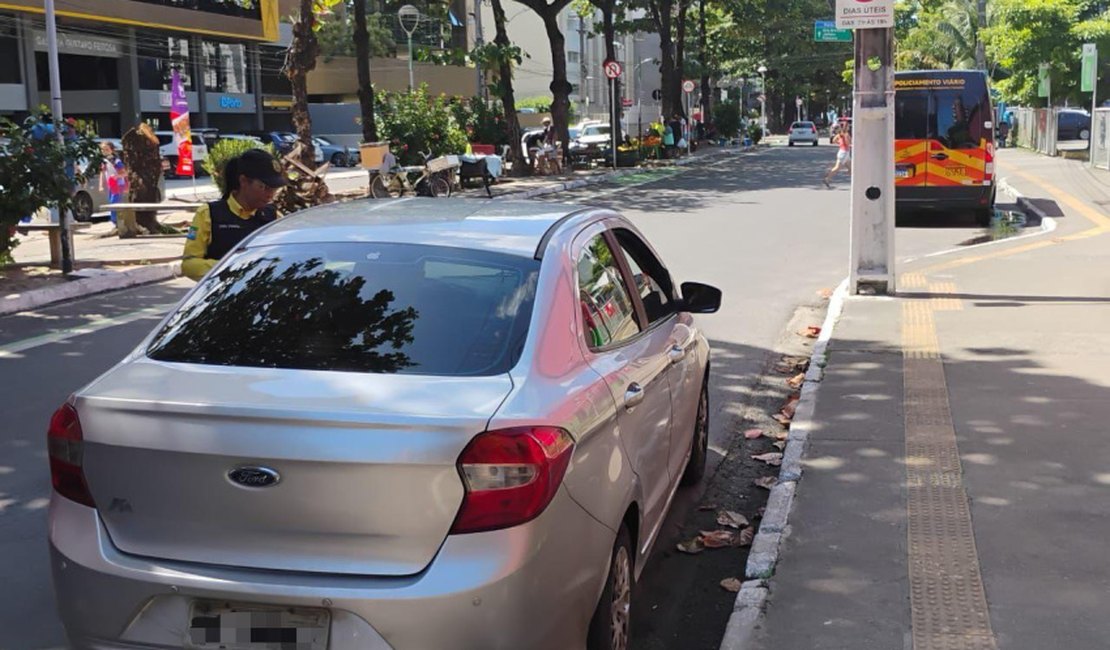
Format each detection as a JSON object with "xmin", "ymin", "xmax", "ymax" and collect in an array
[{"xmin": 171, "ymin": 69, "xmax": 194, "ymax": 177}]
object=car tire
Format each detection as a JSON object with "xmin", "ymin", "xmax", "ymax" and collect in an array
[
  {"xmin": 72, "ymin": 191, "xmax": 94, "ymax": 222},
  {"xmin": 788, "ymin": 141, "xmax": 795, "ymax": 147},
  {"xmin": 681, "ymin": 378, "xmax": 709, "ymax": 487},
  {"xmin": 331, "ymin": 152, "xmax": 348, "ymax": 167},
  {"xmin": 586, "ymin": 525, "xmax": 633, "ymax": 650},
  {"xmin": 812, "ymin": 140, "xmax": 818, "ymax": 146},
  {"xmin": 1080, "ymin": 128, "xmax": 1091, "ymax": 141}
]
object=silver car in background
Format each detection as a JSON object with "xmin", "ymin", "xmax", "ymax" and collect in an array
[{"xmin": 48, "ymin": 198, "xmax": 720, "ymax": 650}]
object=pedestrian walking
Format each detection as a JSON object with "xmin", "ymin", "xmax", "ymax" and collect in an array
[
  {"xmin": 823, "ymin": 126, "xmax": 852, "ymax": 188},
  {"xmin": 181, "ymin": 149, "xmax": 286, "ymax": 281},
  {"xmin": 107, "ymin": 159, "xmax": 127, "ymax": 225}
]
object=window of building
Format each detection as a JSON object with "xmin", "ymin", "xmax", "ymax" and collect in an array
[
  {"xmin": 36, "ymin": 52, "xmax": 118, "ymax": 91},
  {"xmin": 568, "ymin": 51, "xmax": 580, "ymax": 64},
  {"xmin": 0, "ymin": 20, "xmax": 20, "ymax": 84},
  {"xmin": 202, "ymin": 40, "xmax": 250, "ymax": 94},
  {"xmin": 138, "ymin": 37, "xmax": 193, "ymax": 91},
  {"xmin": 131, "ymin": 0, "xmax": 261, "ymax": 20}
]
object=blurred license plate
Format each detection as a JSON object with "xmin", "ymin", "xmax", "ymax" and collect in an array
[
  {"xmin": 187, "ymin": 602, "xmax": 329, "ymax": 650},
  {"xmin": 895, "ymin": 166, "xmax": 912, "ymax": 178}
]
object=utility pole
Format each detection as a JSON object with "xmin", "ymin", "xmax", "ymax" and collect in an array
[
  {"xmin": 44, "ymin": 0, "xmax": 72, "ymax": 274},
  {"xmin": 843, "ymin": 3, "xmax": 896, "ymax": 295},
  {"xmin": 578, "ymin": 17, "xmax": 588, "ymax": 114},
  {"xmin": 975, "ymin": 0, "xmax": 987, "ymax": 70},
  {"xmin": 474, "ymin": 0, "xmax": 485, "ymax": 100}
]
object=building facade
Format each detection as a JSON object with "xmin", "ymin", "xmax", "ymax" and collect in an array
[{"xmin": 0, "ymin": 0, "xmax": 295, "ymax": 137}]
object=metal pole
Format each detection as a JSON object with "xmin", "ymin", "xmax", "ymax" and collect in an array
[
  {"xmin": 612, "ymin": 79, "xmax": 618, "ymax": 169},
  {"xmin": 407, "ymin": 36, "xmax": 414, "ymax": 91},
  {"xmin": 686, "ymin": 91, "xmax": 691, "ymax": 155},
  {"xmin": 848, "ymin": 26, "xmax": 896, "ymax": 295},
  {"xmin": 760, "ymin": 72, "xmax": 766, "ymax": 137},
  {"xmin": 44, "ymin": 0, "xmax": 72, "ymax": 274}
]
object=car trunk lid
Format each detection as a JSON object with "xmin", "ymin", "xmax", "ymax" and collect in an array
[{"xmin": 77, "ymin": 358, "xmax": 511, "ymax": 576}]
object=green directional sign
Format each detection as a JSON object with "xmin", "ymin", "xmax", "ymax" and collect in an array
[
  {"xmin": 814, "ymin": 20, "xmax": 852, "ymax": 43},
  {"xmin": 1082, "ymin": 43, "xmax": 1098, "ymax": 93},
  {"xmin": 1038, "ymin": 64, "xmax": 1051, "ymax": 99}
]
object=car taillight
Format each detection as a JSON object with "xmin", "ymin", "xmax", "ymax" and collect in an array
[
  {"xmin": 450, "ymin": 426, "xmax": 574, "ymax": 534},
  {"xmin": 48, "ymin": 403, "xmax": 95, "ymax": 508}
]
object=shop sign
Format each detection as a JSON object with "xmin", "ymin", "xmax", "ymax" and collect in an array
[
  {"xmin": 218, "ymin": 95, "xmax": 245, "ymax": 109},
  {"xmin": 34, "ymin": 31, "xmax": 121, "ymax": 58}
]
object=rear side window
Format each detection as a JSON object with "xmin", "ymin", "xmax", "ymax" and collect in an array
[
  {"xmin": 148, "ymin": 243, "xmax": 539, "ymax": 376},
  {"xmin": 895, "ymin": 92, "xmax": 929, "ymax": 139},
  {"xmin": 934, "ymin": 89, "xmax": 987, "ymax": 149}
]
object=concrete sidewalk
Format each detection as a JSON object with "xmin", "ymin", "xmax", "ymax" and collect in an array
[{"xmin": 737, "ymin": 147, "xmax": 1110, "ymax": 649}]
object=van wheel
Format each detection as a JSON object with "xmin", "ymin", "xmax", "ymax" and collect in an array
[
  {"xmin": 587, "ymin": 525, "xmax": 633, "ymax": 650},
  {"xmin": 681, "ymin": 380, "xmax": 709, "ymax": 486}
]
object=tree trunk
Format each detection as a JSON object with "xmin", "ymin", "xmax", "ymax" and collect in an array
[
  {"xmin": 542, "ymin": 14, "xmax": 573, "ymax": 163},
  {"xmin": 119, "ymin": 123, "xmax": 164, "ymax": 238},
  {"xmin": 353, "ymin": 0, "xmax": 379, "ymax": 143},
  {"xmin": 491, "ymin": 0, "xmax": 527, "ymax": 176},
  {"xmin": 674, "ymin": 0, "xmax": 690, "ymax": 118},
  {"xmin": 649, "ymin": 0, "xmax": 676, "ymax": 118},
  {"xmin": 699, "ymin": 0, "xmax": 710, "ymax": 128},
  {"xmin": 285, "ymin": 0, "xmax": 319, "ymax": 170}
]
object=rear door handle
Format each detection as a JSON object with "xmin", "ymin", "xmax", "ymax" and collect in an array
[
  {"xmin": 668, "ymin": 344, "xmax": 686, "ymax": 364},
  {"xmin": 930, "ymin": 153, "xmax": 949, "ymax": 160},
  {"xmin": 624, "ymin": 383, "xmax": 645, "ymax": 409}
]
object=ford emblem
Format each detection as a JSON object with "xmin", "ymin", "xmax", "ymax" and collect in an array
[{"xmin": 228, "ymin": 466, "xmax": 281, "ymax": 488}]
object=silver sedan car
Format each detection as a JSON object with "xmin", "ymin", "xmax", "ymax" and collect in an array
[{"xmin": 48, "ymin": 198, "xmax": 720, "ymax": 650}]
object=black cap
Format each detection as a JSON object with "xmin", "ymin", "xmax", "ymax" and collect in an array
[{"xmin": 238, "ymin": 148, "xmax": 287, "ymax": 188}]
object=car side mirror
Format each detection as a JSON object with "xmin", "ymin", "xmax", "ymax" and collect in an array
[{"xmin": 679, "ymin": 282, "xmax": 721, "ymax": 314}]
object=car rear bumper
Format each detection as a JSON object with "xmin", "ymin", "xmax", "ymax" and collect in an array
[
  {"xmin": 896, "ymin": 185, "xmax": 995, "ymax": 210},
  {"xmin": 50, "ymin": 487, "xmax": 614, "ymax": 650}
]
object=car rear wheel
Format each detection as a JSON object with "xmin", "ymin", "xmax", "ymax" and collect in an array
[
  {"xmin": 681, "ymin": 379, "xmax": 709, "ymax": 486},
  {"xmin": 812, "ymin": 140, "xmax": 818, "ymax": 146},
  {"xmin": 587, "ymin": 525, "xmax": 633, "ymax": 650},
  {"xmin": 71, "ymin": 191, "xmax": 94, "ymax": 222},
  {"xmin": 1080, "ymin": 128, "xmax": 1091, "ymax": 140},
  {"xmin": 330, "ymin": 152, "xmax": 349, "ymax": 167},
  {"xmin": 788, "ymin": 140, "xmax": 795, "ymax": 147}
]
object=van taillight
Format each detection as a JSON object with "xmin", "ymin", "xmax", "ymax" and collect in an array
[
  {"xmin": 450, "ymin": 427, "xmax": 574, "ymax": 534},
  {"xmin": 47, "ymin": 403, "xmax": 95, "ymax": 508},
  {"xmin": 984, "ymin": 143, "xmax": 994, "ymax": 179}
]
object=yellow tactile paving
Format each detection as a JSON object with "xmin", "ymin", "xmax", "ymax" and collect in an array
[{"xmin": 902, "ymin": 291, "xmax": 997, "ymax": 650}]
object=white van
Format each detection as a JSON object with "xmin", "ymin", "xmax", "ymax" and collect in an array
[{"xmin": 155, "ymin": 131, "xmax": 209, "ymax": 178}]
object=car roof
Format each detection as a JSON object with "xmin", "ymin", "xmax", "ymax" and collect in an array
[{"xmin": 250, "ymin": 198, "xmax": 593, "ymax": 258}]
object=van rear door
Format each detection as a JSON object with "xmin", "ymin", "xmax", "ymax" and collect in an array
[
  {"xmin": 927, "ymin": 83, "xmax": 991, "ymax": 189},
  {"xmin": 895, "ymin": 90, "xmax": 929, "ymax": 188}
]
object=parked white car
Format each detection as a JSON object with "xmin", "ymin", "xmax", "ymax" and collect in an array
[{"xmin": 787, "ymin": 121, "xmax": 819, "ymax": 146}]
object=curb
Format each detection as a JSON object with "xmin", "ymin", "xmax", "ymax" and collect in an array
[
  {"xmin": 999, "ymin": 176, "xmax": 1051, "ymax": 222},
  {"xmin": 719, "ymin": 277, "xmax": 850, "ymax": 650},
  {"xmin": 0, "ymin": 261, "xmax": 181, "ymax": 317}
]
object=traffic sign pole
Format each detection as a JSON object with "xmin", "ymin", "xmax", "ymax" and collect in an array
[{"xmin": 604, "ymin": 60, "xmax": 623, "ymax": 169}]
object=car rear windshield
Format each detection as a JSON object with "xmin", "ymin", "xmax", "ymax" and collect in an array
[
  {"xmin": 148, "ymin": 243, "xmax": 540, "ymax": 376},
  {"xmin": 792, "ymin": 122, "xmax": 814, "ymax": 129}
]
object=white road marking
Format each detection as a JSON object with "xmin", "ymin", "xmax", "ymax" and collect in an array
[{"xmin": 0, "ymin": 304, "xmax": 175, "ymax": 359}]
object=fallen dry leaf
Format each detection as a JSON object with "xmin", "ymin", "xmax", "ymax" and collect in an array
[
  {"xmin": 717, "ymin": 510, "xmax": 750, "ymax": 529},
  {"xmin": 774, "ymin": 356, "xmax": 809, "ymax": 374},
  {"xmin": 720, "ymin": 577, "xmax": 742, "ymax": 592},
  {"xmin": 781, "ymin": 395, "xmax": 800, "ymax": 419},
  {"xmin": 798, "ymin": 326, "xmax": 822, "ymax": 339},
  {"xmin": 787, "ymin": 372, "xmax": 806, "ymax": 389},
  {"xmin": 752, "ymin": 452, "xmax": 783, "ymax": 466},
  {"xmin": 754, "ymin": 476, "xmax": 778, "ymax": 490},
  {"xmin": 743, "ymin": 428, "xmax": 764, "ymax": 440},
  {"xmin": 737, "ymin": 528, "xmax": 755, "ymax": 547},
  {"xmin": 772, "ymin": 440, "xmax": 787, "ymax": 451},
  {"xmin": 699, "ymin": 529, "xmax": 740, "ymax": 548},
  {"xmin": 772, "ymin": 413, "xmax": 792, "ymax": 427},
  {"xmin": 676, "ymin": 538, "xmax": 705, "ymax": 554}
]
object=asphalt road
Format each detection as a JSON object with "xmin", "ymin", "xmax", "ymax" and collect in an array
[{"xmin": 0, "ymin": 143, "xmax": 1035, "ymax": 649}]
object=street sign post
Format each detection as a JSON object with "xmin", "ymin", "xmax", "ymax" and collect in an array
[
  {"xmin": 683, "ymin": 80, "xmax": 695, "ymax": 155},
  {"xmin": 814, "ymin": 20, "xmax": 852, "ymax": 42},
  {"xmin": 1038, "ymin": 64, "xmax": 1051, "ymax": 104},
  {"xmin": 1084, "ymin": 44, "xmax": 1098, "ymax": 166},
  {"xmin": 835, "ymin": 0, "xmax": 894, "ymax": 29},
  {"xmin": 604, "ymin": 60, "xmax": 622, "ymax": 169}
]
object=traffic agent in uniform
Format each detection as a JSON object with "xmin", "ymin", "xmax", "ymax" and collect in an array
[{"xmin": 182, "ymin": 149, "xmax": 286, "ymax": 281}]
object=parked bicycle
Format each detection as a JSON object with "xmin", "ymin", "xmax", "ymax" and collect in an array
[{"xmin": 369, "ymin": 151, "xmax": 457, "ymax": 198}]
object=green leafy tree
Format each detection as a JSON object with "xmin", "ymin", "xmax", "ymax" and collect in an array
[
  {"xmin": 376, "ymin": 85, "xmax": 469, "ymax": 165},
  {"xmin": 0, "ymin": 113, "xmax": 102, "ymax": 266},
  {"xmin": 317, "ymin": 2, "xmax": 396, "ymax": 60},
  {"xmin": 983, "ymin": 0, "xmax": 1085, "ymax": 105}
]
